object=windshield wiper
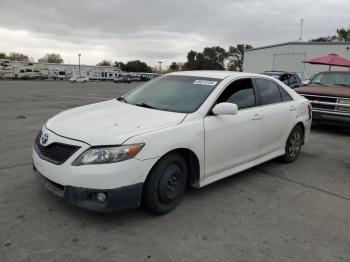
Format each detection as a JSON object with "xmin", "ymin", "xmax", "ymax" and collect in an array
[
  {"xmin": 117, "ymin": 97, "xmax": 128, "ymax": 103},
  {"xmin": 136, "ymin": 102, "xmax": 155, "ymax": 109},
  {"xmin": 334, "ymin": 84, "xmax": 350, "ymax": 87},
  {"xmin": 313, "ymin": 82, "xmax": 328, "ymax": 87}
]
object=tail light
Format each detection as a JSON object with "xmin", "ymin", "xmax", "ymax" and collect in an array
[{"xmin": 307, "ymin": 103, "xmax": 312, "ymax": 119}]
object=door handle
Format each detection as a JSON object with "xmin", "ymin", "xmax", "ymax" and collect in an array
[
  {"xmin": 252, "ymin": 114, "xmax": 262, "ymax": 120},
  {"xmin": 289, "ymin": 105, "xmax": 296, "ymax": 111}
]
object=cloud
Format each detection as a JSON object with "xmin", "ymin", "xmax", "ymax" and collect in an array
[{"xmin": 1, "ymin": 0, "xmax": 349, "ymax": 67}]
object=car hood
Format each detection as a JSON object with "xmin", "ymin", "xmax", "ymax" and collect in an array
[
  {"xmin": 46, "ymin": 100, "xmax": 187, "ymax": 145},
  {"xmin": 295, "ymin": 85, "xmax": 350, "ymax": 98}
]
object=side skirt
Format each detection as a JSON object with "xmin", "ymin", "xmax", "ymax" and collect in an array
[{"xmin": 197, "ymin": 149, "xmax": 284, "ymax": 188}]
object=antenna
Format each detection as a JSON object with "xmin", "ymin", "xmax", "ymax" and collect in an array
[{"xmin": 299, "ymin": 18, "xmax": 304, "ymax": 41}]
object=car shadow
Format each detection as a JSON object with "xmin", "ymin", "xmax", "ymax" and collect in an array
[{"xmin": 50, "ymin": 167, "xmax": 259, "ymax": 223}]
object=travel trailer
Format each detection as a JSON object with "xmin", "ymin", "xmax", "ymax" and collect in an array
[{"xmin": 0, "ymin": 60, "xmax": 49, "ymax": 79}]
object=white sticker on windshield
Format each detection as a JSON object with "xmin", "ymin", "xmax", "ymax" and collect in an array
[{"xmin": 193, "ymin": 80, "xmax": 218, "ymax": 86}]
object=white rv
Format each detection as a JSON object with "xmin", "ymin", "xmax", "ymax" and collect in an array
[{"xmin": 0, "ymin": 60, "xmax": 49, "ymax": 79}]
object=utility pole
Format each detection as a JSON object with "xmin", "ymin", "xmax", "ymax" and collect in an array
[
  {"xmin": 78, "ymin": 53, "xmax": 81, "ymax": 76},
  {"xmin": 299, "ymin": 18, "xmax": 304, "ymax": 41},
  {"xmin": 158, "ymin": 61, "xmax": 162, "ymax": 73}
]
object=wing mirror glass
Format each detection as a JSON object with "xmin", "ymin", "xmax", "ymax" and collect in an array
[{"xmin": 212, "ymin": 102, "xmax": 238, "ymax": 115}]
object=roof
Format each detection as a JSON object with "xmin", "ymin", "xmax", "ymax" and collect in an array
[
  {"xmin": 317, "ymin": 70, "xmax": 350, "ymax": 74},
  {"xmin": 263, "ymin": 71, "xmax": 296, "ymax": 75},
  {"xmin": 169, "ymin": 70, "xmax": 259, "ymax": 79},
  {"xmin": 246, "ymin": 41, "xmax": 350, "ymax": 52}
]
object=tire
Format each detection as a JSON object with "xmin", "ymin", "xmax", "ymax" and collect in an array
[
  {"xmin": 142, "ymin": 153, "xmax": 188, "ymax": 215},
  {"xmin": 281, "ymin": 125, "xmax": 303, "ymax": 163}
]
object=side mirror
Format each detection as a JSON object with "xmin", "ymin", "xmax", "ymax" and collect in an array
[{"xmin": 212, "ymin": 102, "xmax": 238, "ymax": 116}]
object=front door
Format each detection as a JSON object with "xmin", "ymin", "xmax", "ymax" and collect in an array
[{"xmin": 204, "ymin": 78, "xmax": 262, "ymax": 177}]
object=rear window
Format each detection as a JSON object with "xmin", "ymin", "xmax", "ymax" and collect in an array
[{"xmin": 279, "ymin": 86, "xmax": 293, "ymax": 102}]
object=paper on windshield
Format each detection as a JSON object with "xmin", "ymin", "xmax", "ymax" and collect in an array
[{"xmin": 193, "ymin": 80, "xmax": 218, "ymax": 86}]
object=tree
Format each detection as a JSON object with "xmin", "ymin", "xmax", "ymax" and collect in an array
[
  {"xmin": 38, "ymin": 53, "xmax": 63, "ymax": 63},
  {"xmin": 114, "ymin": 61, "xmax": 125, "ymax": 69},
  {"xmin": 183, "ymin": 50, "xmax": 197, "ymax": 70},
  {"xmin": 7, "ymin": 52, "xmax": 29, "ymax": 61},
  {"xmin": 309, "ymin": 36, "xmax": 337, "ymax": 42},
  {"xmin": 118, "ymin": 60, "xmax": 152, "ymax": 72},
  {"xmin": 227, "ymin": 44, "xmax": 253, "ymax": 72},
  {"xmin": 97, "ymin": 60, "xmax": 112, "ymax": 66},
  {"xmin": 309, "ymin": 26, "xmax": 350, "ymax": 42},
  {"xmin": 336, "ymin": 27, "xmax": 350, "ymax": 42},
  {"xmin": 183, "ymin": 46, "xmax": 228, "ymax": 70},
  {"xmin": 202, "ymin": 46, "xmax": 227, "ymax": 70},
  {"xmin": 0, "ymin": 53, "xmax": 6, "ymax": 59},
  {"xmin": 169, "ymin": 62, "xmax": 179, "ymax": 71}
]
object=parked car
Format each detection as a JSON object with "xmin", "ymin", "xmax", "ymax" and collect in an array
[
  {"xmin": 295, "ymin": 71, "xmax": 350, "ymax": 126},
  {"xmin": 302, "ymin": 72, "xmax": 318, "ymax": 86},
  {"xmin": 114, "ymin": 74, "xmax": 141, "ymax": 84},
  {"xmin": 33, "ymin": 71, "xmax": 312, "ymax": 214},
  {"xmin": 70, "ymin": 76, "xmax": 89, "ymax": 83},
  {"xmin": 262, "ymin": 71, "xmax": 302, "ymax": 88},
  {"xmin": 113, "ymin": 74, "xmax": 131, "ymax": 83}
]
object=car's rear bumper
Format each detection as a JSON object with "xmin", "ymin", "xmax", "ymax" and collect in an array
[
  {"xmin": 313, "ymin": 110, "xmax": 350, "ymax": 126},
  {"xmin": 33, "ymin": 164, "xmax": 143, "ymax": 213}
]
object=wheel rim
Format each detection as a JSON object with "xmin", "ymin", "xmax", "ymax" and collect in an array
[
  {"xmin": 288, "ymin": 131, "xmax": 301, "ymax": 158},
  {"xmin": 158, "ymin": 163, "xmax": 184, "ymax": 203}
]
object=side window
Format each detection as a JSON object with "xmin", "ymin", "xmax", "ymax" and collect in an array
[
  {"xmin": 289, "ymin": 75, "xmax": 297, "ymax": 84},
  {"xmin": 254, "ymin": 78, "xmax": 282, "ymax": 105},
  {"xmin": 216, "ymin": 78, "xmax": 256, "ymax": 110},
  {"xmin": 279, "ymin": 86, "xmax": 293, "ymax": 102}
]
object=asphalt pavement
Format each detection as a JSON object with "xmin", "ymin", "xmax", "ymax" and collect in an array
[{"xmin": 0, "ymin": 80, "xmax": 349, "ymax": 262}]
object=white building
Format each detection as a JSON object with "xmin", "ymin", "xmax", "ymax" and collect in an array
[{"xmin": 243, "ymin": 42, "xmax": 350, "ymax": 80}]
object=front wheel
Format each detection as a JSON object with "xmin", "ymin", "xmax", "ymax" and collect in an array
[
  {"xmin": 281, "ymin": 125, "xmax": 303, "ymax": 163},
  {"xmin": 142, "ymin": 153, "xmax": 188, "ymax": 215}
]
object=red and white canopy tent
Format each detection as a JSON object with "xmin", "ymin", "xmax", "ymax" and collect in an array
[{"xmin": 303, "ymin": 53, "xmax": 350, "ymax": 70}]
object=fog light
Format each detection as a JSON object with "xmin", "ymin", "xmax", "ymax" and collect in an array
[{"xmin": 96, "ymin": 192, "xmax": 107, "ymax": 202}]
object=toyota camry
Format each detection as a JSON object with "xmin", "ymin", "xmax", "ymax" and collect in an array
[{"xmin": 33, "ymin": 71, "xmax": 312, "ymax": 214}]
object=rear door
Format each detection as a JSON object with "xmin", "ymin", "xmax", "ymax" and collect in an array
[
  {"xmin": 253, "ymin": 78, "xmax": 296, "ymax": 156},
  {"xmin": 204, "ymin": 78, "xmax": 263, "ymax": 177}
]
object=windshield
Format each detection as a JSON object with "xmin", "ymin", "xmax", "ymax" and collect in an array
[
  {"xmin": 309, "ymin": 72, "xmax": 350, "ymax": 88},
  {"xmin": 122, "ymin": 75, "xmax": 221, "ymax": 113}
]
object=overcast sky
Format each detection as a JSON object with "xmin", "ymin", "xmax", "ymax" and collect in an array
[{"xmin": 1, "ymin": 0, "xmax": 349, "ymax": 68}]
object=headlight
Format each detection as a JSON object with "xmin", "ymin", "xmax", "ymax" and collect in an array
[
  {"xmin": 72, "ymin": 144, "xmax": 144, "ymax": 166},
  {"xmin": 338, "ymin": 99, "xmax": 350, "ymax": 112}
]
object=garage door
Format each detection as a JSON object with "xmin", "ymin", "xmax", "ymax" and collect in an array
[{"xmin": 273, "ymin": 53, "xmax": 306, "ymax": 78}]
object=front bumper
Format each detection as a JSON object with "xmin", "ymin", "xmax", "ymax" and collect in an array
[
  {"xmin": 313, "ymin": 110, "xmax": 350, "ymax": 126},
  {"xmin": 34, "ymin": 164, "xmax": 143, "ymax": 213},
  {"xmin": 32, "ymin": 127, "xmax": 159, "ymax": 212}
]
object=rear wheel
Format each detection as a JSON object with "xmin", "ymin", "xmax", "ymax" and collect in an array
[
  {"xmin": 281, "ymin": 125, "xmax": 303, "ymax": 163},
  {"xmin": 142, "ymin": 153, "xmax": 188, "ymax": 215}
]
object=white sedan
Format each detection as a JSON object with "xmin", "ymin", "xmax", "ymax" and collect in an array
[
  {"xmin": 33, "ymin": 71, "xmax": 312, "ymax": 214},
  {"xmin": 69, "ymin": 76, "xmax": 89, "ymax": 83}
]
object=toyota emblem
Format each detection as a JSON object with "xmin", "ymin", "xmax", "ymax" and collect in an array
[{"xmin": 41, "ymin": 133, "xmax": 49, "ymax": 145}]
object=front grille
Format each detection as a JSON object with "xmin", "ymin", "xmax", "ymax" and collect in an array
[
  {"xmin": 34, "ymin": 130, "xmax": 81, "ymax": 165},
  {"xmin": 302, "ymin": 94, "xmax": 337, "ymax": 110}
]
